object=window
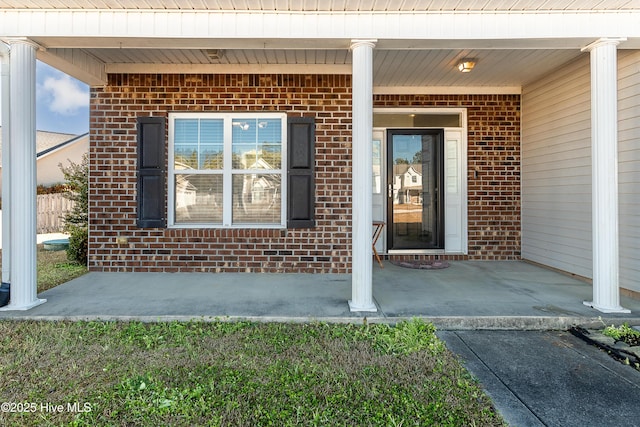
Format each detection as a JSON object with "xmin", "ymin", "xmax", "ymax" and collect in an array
[{"xmin": 168, "ymin": 113, "xmax": 286, "ymax": 228}]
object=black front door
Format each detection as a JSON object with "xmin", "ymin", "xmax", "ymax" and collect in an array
[{"xmin": 387, "ymin": 129, "xmax": 444, "ymax": 250}]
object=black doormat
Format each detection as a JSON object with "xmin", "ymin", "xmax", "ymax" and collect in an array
[{"xmin": 389, "ymin": 260, "xmax": 450, "ymax": 269}]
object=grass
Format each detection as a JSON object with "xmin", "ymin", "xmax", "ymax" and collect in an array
[
  {"xmin": 0, "ymin": 319, "xmax": 506, "ymax": 427},
  {"xmin": 0, "ymin": 245, "xmax": 88, "ymax": 293}
]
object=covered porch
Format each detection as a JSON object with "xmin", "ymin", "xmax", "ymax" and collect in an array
[
  {"xmin": 1, "ymin": 3, "xmax": 640, "ymax": 315},
  {"xmin": 1, "ymin": 261, "xmax": 639, "ymax": 329}
]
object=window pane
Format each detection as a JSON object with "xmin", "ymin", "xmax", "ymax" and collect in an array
[
  {"xmin": 174, "ymin": 118, "xmax": 224, "ymax": 170},
  {"xmin": 175, "ymin": 119, "xmax": 199, "ymax": 144},
  {"xmin": 232, "ymin": 174, "xmax": 281, "ymax": 224},
  {"xmin": 175, "ymin": 174, "xmax": 223, "ymax": 224},
  {"xmin": 174, "ymin": 119, "xmax": 199, "ymax": 169},
  {"xmin": 200, "ymin": 119, "xmax": 224, "ymax": 169},
  {"xmin": 200, "ymin": 146, "xmax": 224, "ymax": 169},
  {"xmin": 174, "ymin": 144, "xmax": 199, "ymax": 170},
  {"xmin": 232, "ymin": 118, "xmax": 282, "ymax": 170}
]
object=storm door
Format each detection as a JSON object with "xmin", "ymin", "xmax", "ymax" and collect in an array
[{"xmin": 387, "ymin": 129, "xmax": 444, "ymax": 250}]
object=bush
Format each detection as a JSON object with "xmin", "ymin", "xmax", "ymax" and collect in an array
[
  {"xmin": 60, "ymin": 154, "xmax": 88, "ymax": 264},
  {"xmin": 67, "ymin": 226, "xmax": 88, "ymax": 265}
]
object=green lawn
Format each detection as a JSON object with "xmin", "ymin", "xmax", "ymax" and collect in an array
[
  {"xmin": 0, "ymin": 319, "xmax": 505, "ymax": 427},
  {"xmin": 0, "ymin": 245, "xmax": 88, "ymax": 293}
]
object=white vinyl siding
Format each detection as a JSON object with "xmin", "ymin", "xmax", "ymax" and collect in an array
[
  {"xmin": 618, "ymin": 50, "xmax": 640, "ymax": 294},
  {"xmin": 522, "ymin": 54, "xmax": 593, "ymax": 277},
  {"xmin": 523, "ymin": 50, "xmax": 640, "ymax": 294}
]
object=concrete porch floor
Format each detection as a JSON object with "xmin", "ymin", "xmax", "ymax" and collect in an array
[{"xmin": 1, "ymin": 260, "xmax": 639, "ymax": 329}]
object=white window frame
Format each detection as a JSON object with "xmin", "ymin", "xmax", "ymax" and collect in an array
[{"xmin": 168, "ymin": 112, "xmax": 287, "ymax": 228}]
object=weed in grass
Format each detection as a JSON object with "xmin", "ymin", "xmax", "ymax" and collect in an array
[
  {"xmin": 602, "ymin": 323, "xmax": 640, "ymax": 346},
  {"xmin": 356, "ymin": 318, "xmax": 447, "ymax": 356}
]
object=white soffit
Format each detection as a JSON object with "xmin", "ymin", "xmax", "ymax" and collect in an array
[
  {"xmin": 1, "ymin": 10, "xmax": 640, "ymax": 43},
  {"xmin": 0, "ymin": 0, "xmax": 638, "ymax": 11}
]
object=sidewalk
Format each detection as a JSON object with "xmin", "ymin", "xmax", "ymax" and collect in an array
[{"xmin": 439, "ymin": 330, "xmax": 640, "ymax": 427}]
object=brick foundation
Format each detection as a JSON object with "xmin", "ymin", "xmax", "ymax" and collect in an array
[{"xmin": 89, "ymin": 75, "xmax": 520, "ymax": 273}]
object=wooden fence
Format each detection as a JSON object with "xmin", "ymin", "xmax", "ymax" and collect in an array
[{"xmin": 37, "ymin": 193, "xmax": 74, "ymax": 233}]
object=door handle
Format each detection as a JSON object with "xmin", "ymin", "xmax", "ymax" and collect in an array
[{"xmin": 388, "ymin": 184, "xmax": 393, "ymax": 198}]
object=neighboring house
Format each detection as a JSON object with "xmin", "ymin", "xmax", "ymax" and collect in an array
[
  {"xmin": 392, "ymin": 164, "xmax": 423, "ymax": 205},
  {"xmin": 1, "ymin": 2, "xmax": 639, "ymax": 313},
  {"xmin": 0, "ymin": 128, "xmax": 88, "ymax": 196}
]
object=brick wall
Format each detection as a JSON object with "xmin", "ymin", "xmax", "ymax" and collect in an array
[
  {"xmin": 89, "ymin": 76, "xmax": 521, "ymax": 273},
  {"xmin": 375, "ymin": 94, "xmax": 521, "ymax": 260},
  {"xmin": 90, "ymin": 74, "xmax": 352, "ymax": 273}
]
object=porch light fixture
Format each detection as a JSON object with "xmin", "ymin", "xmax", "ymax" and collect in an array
[
  {"xmin": 457, "ymin": 59, "xmax": 476, "ymax": 73},
  {"xmin": 203, "ymin": 49, "xmax": 225, "ymax": 61}
]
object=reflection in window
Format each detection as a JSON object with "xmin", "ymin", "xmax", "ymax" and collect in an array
[
  {"xmin": 174, "ymin": 119, "xmax": 224, "ymax": 170},
  {"xmin": 232, "ymin": 174, "xmax": 281, "ymax": 223},
  {"xmin": 174, "ymin": 174, "xmax": 223, "ymax": 223},
  {"xmin": 232, "ymin": 118, "xmax": 282, "ymax": 170}
]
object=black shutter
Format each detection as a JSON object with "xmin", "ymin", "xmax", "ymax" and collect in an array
[
  {"xmin": 136, "ymin": 117, "xmax": 166, "ymax": 228},
  {"xmin": 287, "ymin": 117, "xmax": 315, "ymax": 228}
]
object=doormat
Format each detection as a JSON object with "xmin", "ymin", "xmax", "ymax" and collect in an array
[{"xmin": 390, "ymin": 260, "xmax": 450, "ymax": 269}]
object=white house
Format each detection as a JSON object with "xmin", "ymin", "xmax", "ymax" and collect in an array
[{"xmin": 0, "ymin": 129, "xmax": 88, "ymax": 196}]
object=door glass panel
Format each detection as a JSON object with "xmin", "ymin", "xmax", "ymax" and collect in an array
[{"xmin": 388, "ymin": 130, "xmax": 443, "ymax": 250}]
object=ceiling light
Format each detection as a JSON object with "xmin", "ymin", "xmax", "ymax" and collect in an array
[
  {"xmin": 457, "ymin": 59, "xmax": 476, "ymax": 73},
  {"xmin": 203, "ymin": 49, "xmax": 225, "ymax": 61}
]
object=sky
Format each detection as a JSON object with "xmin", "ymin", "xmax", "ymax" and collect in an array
[{"xmin": 0, "ymin": 60, "xmax": 89, "ymax": 135}]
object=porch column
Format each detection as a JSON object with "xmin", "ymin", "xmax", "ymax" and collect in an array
[
  {"xmin": 582, "ymin": 38, "xmax": 629, "ymax": 313},
  {"xmin": 0, "ymin": 42, "xmax": 10, "ymax": 285},
  {"xmin": 3, "ymin": 39, "xmax": 45, "ymax": 310},
  {"xmin": 349, "ymin": 39, "xmax": 377, "ymax": 312}
]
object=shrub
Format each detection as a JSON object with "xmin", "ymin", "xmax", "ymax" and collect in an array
[
  {"xmin": 67, "ymin": 225, "xmax": 88, "ymax": 265},
  {"xmin": 60, "ymin": 154, "xmax": 88, "ymax": 264}
]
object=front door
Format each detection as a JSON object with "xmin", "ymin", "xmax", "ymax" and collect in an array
[{"xmin": 387, "ymin": 129, "xmax": 444, "ymax": 250}]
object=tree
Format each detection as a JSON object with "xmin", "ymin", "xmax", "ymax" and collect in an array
[
  {"xmin": 412, "ymin": 150, "xmax": 422, "ymax": 165},
  {"xmin": 59, "ymin": 153, "xmax": 88, "ymax": 265}
]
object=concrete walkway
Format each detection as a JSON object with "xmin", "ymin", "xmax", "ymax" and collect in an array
[
  {"xmin": 1, "ymin": 260, "xmax": 639, "ymax": 328},
  {"xmin": 440, "ymin": 330, "xmax": 640, "ymax": 427}
]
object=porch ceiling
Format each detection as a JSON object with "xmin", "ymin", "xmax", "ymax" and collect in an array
[{"xmin": 40, "ymin": 45, "xmax": 587, "ymax": 89}]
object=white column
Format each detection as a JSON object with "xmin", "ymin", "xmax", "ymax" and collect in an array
[
  {"xmin": 0, "ymin": 42, "xmax": 10, "ymax": 285},
  {"xmin": 2, "ymin": 39, "xmax": 45, "ymax": 310},
  {"xmin": 349, "ymin": 39, "xmax": 377, "ymax": 312},
  {"xmin": 582, "ymin": 38, "xmax": 629, "ymax": 314}
]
